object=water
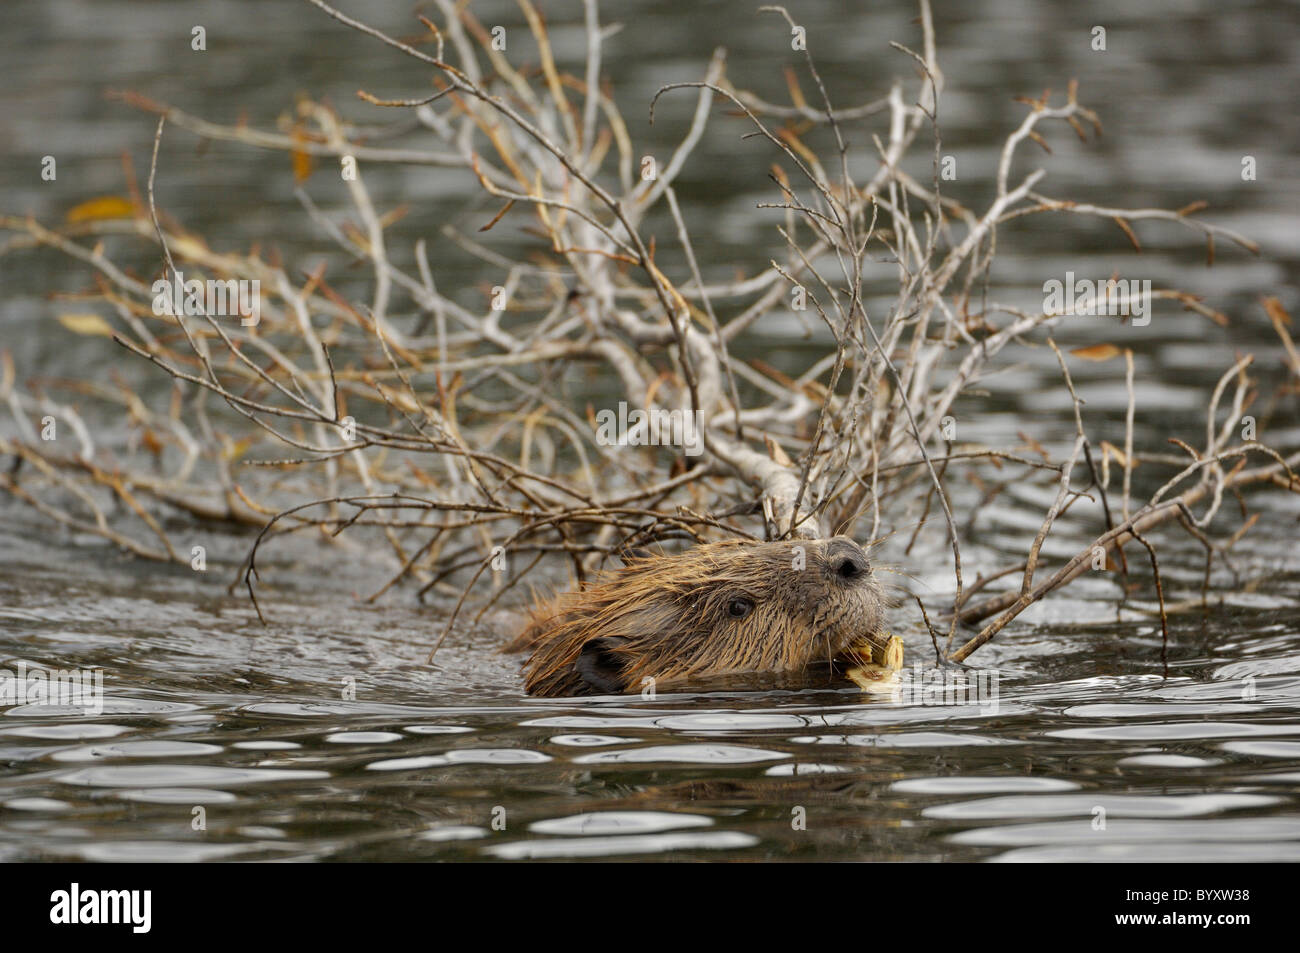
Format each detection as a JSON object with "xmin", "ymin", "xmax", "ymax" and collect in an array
[
  {"xmin": 1, "ymin": 0, "xmax": 1299, "ymax": 861},
  {"xmin": 2, "ymin": 494, "xmax": 1298, "ymax": 861}
]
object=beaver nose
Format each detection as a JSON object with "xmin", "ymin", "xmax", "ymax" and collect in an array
[{"xmin": 835, "ymin": 556, "xmax": 865, "ymax": 580}]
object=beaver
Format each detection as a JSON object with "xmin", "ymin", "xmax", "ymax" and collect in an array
[{"xmin": 505, "ymin": 536, "xmax": 885, "ymax": 697}]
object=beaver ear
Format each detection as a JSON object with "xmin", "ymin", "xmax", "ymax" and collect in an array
[{"xmin": 575, "ymin": 637, "xmax": 630, "ymax": 694}]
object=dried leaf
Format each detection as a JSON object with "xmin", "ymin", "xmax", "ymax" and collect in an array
[
  {"xmin": 377, "ymin": 205, "xmax": 409, "ymax": 230},
  {"xmin": 776, "ymin": 126, "xmax": 819, "ymax": 168},
  {"xmin": 140, "ymin": 429, "xmax": 165, "ymax": 455},
  {"xmin": 782, "ymin": 65, "xmax": 808, "ymax": 111},
  {"xmin": 291, "ymin": 130, "xmax": 313, "ymax": 184},
  {"xmin": 57, "ymin": 313, "xmax": 115, "ymax": 337},
  {"xmin": 1263, "ymin": 297, "xmax": 1300, "ymax": 375},
  {"xmin": 764, "ymin": 435, "xmax": 793, "ymax": 468},
  {"xmin": 221, "ymin": 437, "xmax": 253, "ymax": 462},
  {"xmin": 1018, "ymin": 430, "xmax": 1050, "ymax": 460},
  {"xmin": 65, "ymin": 195, "xmax": 135, "ymax": 223},
  {"xmin": 1070, "ymin": 343, "xmax": 1122, "ymax": 362}
]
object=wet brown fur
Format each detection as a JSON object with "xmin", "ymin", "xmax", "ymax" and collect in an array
[{"xmin": 504, "ymin": 537, "xmax": 885, "ymax": 697}]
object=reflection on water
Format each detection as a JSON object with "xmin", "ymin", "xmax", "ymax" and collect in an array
[{"xmin": 1, "ymin": 0, "xmax": 1299, "ymax": 860}]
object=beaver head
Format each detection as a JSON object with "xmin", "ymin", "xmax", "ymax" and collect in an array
[{"xmin": 507, "ymin": 536, "xmax": 885, "ymax": 697}]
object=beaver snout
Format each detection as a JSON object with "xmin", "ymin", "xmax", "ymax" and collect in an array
[
  {"xmin": 507, "ymin": 537, "xmax": 888, "ymax": 697},
  {"xmin": 825, "ymin": 536, "xmax": 872, "ymax": 583}
]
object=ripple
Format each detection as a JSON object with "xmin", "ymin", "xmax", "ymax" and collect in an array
[
  {"xmin": 765, "ymin": 763, "xmax": 853, "ymax": 776},
  {"xmin": 0, "ymin": 723, "xmax": 133, "ymax": 740},
  {"xmin": 56, "ymin": 841, "xmax": 270, "ymax": 862},
  {"xmin": 950, "ymin": 817, "xmax": 1300, "ymax": 846},
  {"xmin": 990, "ymin": 842, "xmax": 1300, "ymax": 862},
  {"xmin": 550, "ymin": 734, "xmax": 635, "ymax": 747},
  {"xmin": 573, "ymin": 744, "xmax": 789, "ymax": 765},
  {"xmin": 445, "ymin": 749, "xmax": 551, "ymax": 765},
  {"xmin": 1064, "ymin": 703, "xmax": 1255, "ymax": 717},
  {"xmin": 792, "ymin": 731, "xmax": 1012, "ymax": 748},
  {"xmin": 115, "ymin": 787, "xmax": 239, "ymax": 804},
  {"xmin": 1242, "ymin": 771, "xmax": 1300, "ymax": 784},
  {"xmin": 366, "ymin": 748, "xmax": 551, "ymax": 771},
  {"xmin": 418, "ymin": 825, "xmax": 486, "ymax": 842},
  {"xmin": 529, "ymin": 812, "xmax": 713, "ymax": 836},
  {"xmin": 241, "ymin": 702, "xmax": 364, "ymax": 717},
  {"xmin": 324, "ymin": 731, "xmax": 403, "ymax": 744},
  {"xmin": 237, "ymin": 826, "xmax": 286, "ymax": 839},
  {"xmin": 484, "ymin": 830, "xmax": 757, "ymax": 859},
  {"xmin": 926, "ymin": 793, "xmax": 1276, "ymax": 820},
  {"xmin": 3, "ymin": 797, "xmax": 71, "ymax": 812},
  {"xmin": 4, "ymin": 697, "xmax": 200, "ymax": 717},
  {"xmin": 1214, "ymin": 658, "xmax": 1300, "ymax": 680},
  {"xmin": 654, "ymin": 713, "xmax": 811, "ymax": 731},
  {"xmin": 366, "ymin": 755, "xmax": 449, "ymax": 771},
  {"xmin": 241, "ymin": 701, "xmax": 439, "ymax": 718},
  {"xmin": 403, "ymin": 725, "xmax": 474, "ymax": 735},
  {"xmin": 0, "ymin": 609, "xmax": 46, "ymax": 622},
  {"xmin": 1222, "ymin": 740, "xmax": 1300, "ymax": 758},
  {"xmin": 1118, "ymin": 754, "xmax": 1219, "ymax": 768},
  {"xmin": 50, "ymin": 740, "xmax": 223, "ymax": 762},
  {"xmin": 893, "ymin": 776, "xmax": 1080, "ymax": 794},
  {"xmin": 58, "ymin": 765, "xmax": 328, "ymax": 787},
  {"xmin": 832, "ymin": 701, "xmax": 1034, "ymax": 724},
  {"xmin": 519, "ymin": 715, "xmax": 662, "ymax": 729},
  {"xmin": 1048, "ymin": 722, "xmax": 1300, "ymax": 741},
  {"xmin": 231, "ymin": 740, "xmax": 301, "ymax": 750}
]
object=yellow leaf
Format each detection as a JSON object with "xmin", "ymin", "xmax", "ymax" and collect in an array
[
  {"xmin": 291, "ymin": 129, "xmax": 313, "ymax": 184},
  {"xmin": 57, "ymin": 313, "xmax": 115, "ymax": 337},
  {"xmin": 140, "ymin": 429, "xmax": 165, "ymax": 455},
  {"xmin": 1070, "ymin": 343, "xmax": 1122, "ymax": 362},
  {"xmin": 65, "ymin": 195, "xmax": 135, "ymax": 223},
  {"xmin": 222, "ymin": 438, "xmax": 253, "ymax": 462},
  {"xmin": 776, "ymin": 126, "xmax": 819, "ymax": 169}
]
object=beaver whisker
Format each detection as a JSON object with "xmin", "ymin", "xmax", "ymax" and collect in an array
[
  {"xmin": 862, "ymin": 518, "xmax": 933, "ymax": 550},
  {"xmin": 873, "ymin": 564, "xmax": 922, "ymax": 581}
]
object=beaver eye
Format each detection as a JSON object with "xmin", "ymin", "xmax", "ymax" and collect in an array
[{"xmin": 726, "ymin": 597, "xmax": 754, "ymax": 619}]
